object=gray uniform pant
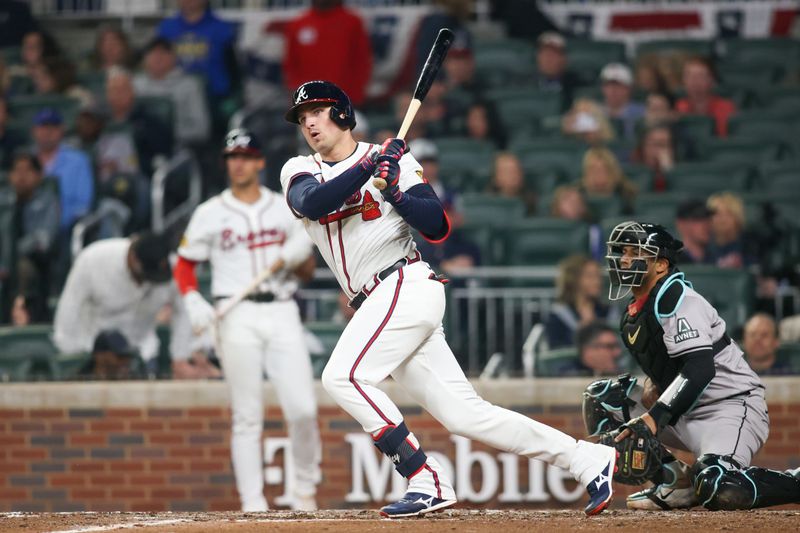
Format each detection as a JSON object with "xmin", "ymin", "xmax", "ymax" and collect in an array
[{"xmin": 622, "ymin": 385, "xmax": 769, "ymax": 467}]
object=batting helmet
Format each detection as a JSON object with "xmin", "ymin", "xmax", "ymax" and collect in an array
[
  {"xmin": 284, "ymin": 80, "xmax": 356, "ymax": 130},
  {"xmin": 605, "ymin": 221, "xmax": 683, "ymax": 300},
  {"xmin": 222, "ymin": 128, "xmax": 263, "ymax": 158}
]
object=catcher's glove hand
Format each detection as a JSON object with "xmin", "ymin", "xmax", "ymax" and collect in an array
[{"xmin": 598, "ymin": 417, "xmax": 662, "ymax": 485}]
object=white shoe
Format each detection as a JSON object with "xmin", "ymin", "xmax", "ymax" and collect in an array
[
  {"xmin": 242, "ymin": 497, "xmax": 269, "ymax": 512},
  {"xmin": 627, "ymin": 461, "xmax": 698, "ymax": 510},
  {"xmin": 291, "ymin": 494, "xmax": 318, "ymax": 511}
]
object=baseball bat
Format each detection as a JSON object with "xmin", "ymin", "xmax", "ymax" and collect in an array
[
  {"xmin": 215, "ymin": 263, "xmax": 277, "ymax": 319},
  {"xmin": 373, "ymin": 28, "xmax": 455, "ymax": 190}
]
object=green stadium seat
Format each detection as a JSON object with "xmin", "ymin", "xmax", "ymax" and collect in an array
[
  {"xmin": 758, "ymin": 162, "xmax": 800, "ymax": 196},
  {"xmin": 536, "ymin": 346, "xmax": 579, "ymax": 377},
  {"xmin": 585, "ymin": 195, "xmax": 624, "ymax": 220},
  {"xmin": 0, "ymin": 325, "xmax": 59, "ymax": 381},
  {"xmin": 493, "ymin": 94, "xmax": 562, "ymax": 131},
  {"xmin": 675, "ymin": 114, "xmax": 716, "ymax": 143},
  {"xmin": 364, "ymin": 112, "xmax": 395, "ymax": 134},
  {"xmin": 634, "ymin": 192, "xmax": 693, "ymax": 222},
  {"xmin": 567, "ymin": 40, "xmax": 626, "ymax": 82},
  {"xmin": 666, "ymin": 162, "xmax": 752, "ymax": 195},
  {"xmin": 474, "ymin": 43, "xmax": 535, "ymax": 88},
  {"xmin": 458, "ymin": 193, "xmax": 526, "ymax": 226},
  {"xmin": 721, "ymin": 38, "xmax": 800, "ymax": 69},
  {"xmin": 503, "ymin": 219, "xmax": 589, "ymax": 266},
  {"xmin": 728, "ymin": 116, "xmax": 795, "ymax": 144},
  {"xmin": 636, "ymin": 39, "xmax": 714, "ymax": 60},
  {"xmin": 511, "ymin": 138, "xmax": 586, "ymax": 183},
  {"xmin": 459, "ymin": 223, "xmax": 501, "ymax": 265},
  {"xmin": 55, "ymin": 352, "xmax": 92, "ymax": 381},
  {"xmin": 681, "ymin": 266, "xmax": 754, "ymax": 331},
  {"xmin": 696, "ymin": 138, "xmax": 781, "ymax": 164},
  {"xmin": 437, "ymin": 141, "xmax": 495, "ymax": 192},
  {"xmin": 776, "ymin": 343, "xmax": 800, "ymax": 373},
  {"xmin": 8, "ymin": 95, "xmax": 80, "ymax": 129},
  {"xmin": 622, "ymin": 164, "xmax": 654, "ymax": 193},
  {"xmin": 306, "ymin": 321, "xmax": 346, "ymax": 378},
  {"xmin": 718, "ymin": 64, "xmax": 782, "ymax": 89}
]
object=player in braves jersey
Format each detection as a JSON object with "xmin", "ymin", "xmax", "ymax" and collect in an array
[
  {"xmin": 173, "ymin": 129, "xmax": 321, "ymax": 512},
  {"xmin": 280, "ymin": 80, "xmax": 617, "ymax": 518}
]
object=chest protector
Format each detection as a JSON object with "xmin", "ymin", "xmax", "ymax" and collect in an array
[{"xmin": 620, "ymin": 271, "xmax": 690, "ymax": 392}]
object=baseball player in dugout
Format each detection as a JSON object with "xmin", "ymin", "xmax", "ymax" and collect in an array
[
  {"xmin": 280, "ymin": 80, "xmax": 617, "ymax": 518},
  {"xmin": 173, "ymin": 129, "xmax": 321, "ymax": 512},
  {"xmin": 584, "ymin": 221, "xmax": 800, "ymax": 511}
]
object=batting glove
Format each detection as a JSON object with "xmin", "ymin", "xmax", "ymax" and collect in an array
[
  {"xmin": 183, "ymin": 290, "xmax": 216, "ymax": 333},
  {"xmin": 375, "ymin": 159, "xmax": 403, "ymax": 204},
  {"xmin": 378, "ymin": 138, "xmax": 407, "ymax": 162}
]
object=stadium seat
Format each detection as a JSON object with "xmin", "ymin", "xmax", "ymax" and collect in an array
[
  {"xmin": 585, "ymin": 195, "xmax": 624, "ymax": 220},
  {"xmin": 776, "ymin": 343, "xmax": 800, "ymax": 373},
  {"xmin": 0, "ymin": 325, "xmax": 59, "ymax": 381},
  {"xmin": 681, "ymin": 266, "xmax": 754, "ymax": 331},
  {"xmin": 535, "ymin": 346, "xmax": 579, "ymax": 377},
  {"xmin": 721, "ymin": 38, "xmax": 800, "ymax": 69},
  {"xmin": 666, "ymin": 162, "xmax": 752, "ymax": 195},
  {"xmin": 636, "ymin": 39, "xmax": 714, "ymax": 60},
  {"xmin": 364, "ymin": 112, "xmax": 395, "ymax": 134},
  {"xmin": 474, "ymin": 43, "xmax": 535, "ymax": 88},
  {"xmin": 758, "ymin": 161, "xmax": 800, "ymax": 196},
  {"xmin": 458, "ymin": 223, "xmax": 501, "ymax": 265},
  {"xmin": 622, "ymin": 164, "xmax": 654, "ymax": 193},
  {"xmin": 459, "ymin": 193, "xmax": 526, "ymax": 226},
  {"xmin": 511, "ymin": 138, "xmax": 585, "ymax": 183},
  {"xmin": 437, "ymin": 140, "xmax": 495, "ymax": 192},
  {"xmin": 634, "ymin": 192, "xmax": 693, "ymax": 223},
  {"xmin": 728, "ymin": 115, "xmax": 795, "ymax": 144},
  {"xmin": 718, "ymin": 64, "xmax": 782, "ymax": 89},
  {"xmin": 675, "ymin": 114, "xmax": 716, "ymax": 144},
  {"xmin": 8, "ymin": 95, "xmax": 80, "ymax": 129},
  {"xmin": 306, "ymin": 321, "xmax": 346, "ymax": 378},
  {"xmin": 696, "ymin": 138, "xmax": 781, "ymax": 164},
  {"xmin": 567, "ymin": 40, "xmax": 626, "ymax": 83},
  {"xmin": 493, "ymin": 93, "xmax": 563, "ymax": 132},
  {"xmin": 502, "ymin": 219, "xmax": 589, "ymax": 266}
]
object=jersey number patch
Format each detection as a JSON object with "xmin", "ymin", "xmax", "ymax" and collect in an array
[
  {"xmin": 318, "ymin": 191, "xmax": 382, "ymax": 225},
  {"xmin": 674, "ymin": 317, "xmax": 700, "ymax": 343}
]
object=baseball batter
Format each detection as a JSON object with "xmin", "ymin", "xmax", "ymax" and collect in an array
[
  {"xmin": 583, "ymin": 221, "xmax": 800, "ymax": 510},
  {"xmin": 173, "ymin": 129, "xmax": 321, "ymax": 512},
  {"xmin": 279, "ymin": 80, "xmax": 617, "ymax": 518}
]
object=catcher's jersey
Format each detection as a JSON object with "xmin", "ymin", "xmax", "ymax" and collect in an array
[
  {"xmin": 178, "ymin": 187, "xmax": 313, "ymax": 299},
  {"xmin": 280, "ymin": 142, "xmax": 425, "ymax": 298},
  {"xmin": 622, "ymin": 272, "xmax": 763, "ymax": 406}
]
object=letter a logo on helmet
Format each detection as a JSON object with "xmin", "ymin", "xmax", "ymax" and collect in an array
[{"xmin": 295, "ymin": 86, "xmax": 308, "ymax": 104}]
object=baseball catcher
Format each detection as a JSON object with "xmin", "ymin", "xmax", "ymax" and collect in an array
[{"xmin": 584, "ymin": 221, "xmax": 800, "ymax": 510}]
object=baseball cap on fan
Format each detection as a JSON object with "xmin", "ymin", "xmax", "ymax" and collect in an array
[
  {"xmin": 600, "ymin": 63, "xmax": 633, "ymax": 86},
  {"xmin": 408, "ymin": 138, "xmax": 438, "ymax": 162},
  {"xmin": 33, "ymin": 107, "xmax": 63, "ymax": 126},
  {"xmin": 537, "ymin": 31, "xmax": 566, "ymax": 50}
]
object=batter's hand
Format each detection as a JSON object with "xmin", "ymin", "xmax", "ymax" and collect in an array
[
  {"xmin": 183, "ymin": 290, "xmax": 216, "ymax": 334},
  {"xmin": 375, "ymin": 158, "xmax": 402, "ymax": 204},
  {"xmin": 378, "ymin": 138, "xmax": 407, "ymax": 162}
]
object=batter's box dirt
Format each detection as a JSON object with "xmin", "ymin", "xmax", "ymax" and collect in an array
[{"xmin": 1, "ymin": 510, "xmax": 799, "ymax": 532}]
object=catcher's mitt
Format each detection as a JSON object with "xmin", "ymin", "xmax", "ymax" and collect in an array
[{"xmin": 598, "ymin": 417, "xmax": 662, "ymax": 485}]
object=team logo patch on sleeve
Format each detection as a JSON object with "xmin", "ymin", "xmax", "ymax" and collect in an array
[{"xmin": 674, "ymin": 317, "xmax": 700, "ymax": 343}]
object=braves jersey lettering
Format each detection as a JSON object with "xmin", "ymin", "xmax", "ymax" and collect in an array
[
  {"xmin": 179, "ymin": 187, "xmax": 313, "ymax": 299},
  {"xmin": 280, "ymin": 142, "xmax": 425, "ymax": 297}
]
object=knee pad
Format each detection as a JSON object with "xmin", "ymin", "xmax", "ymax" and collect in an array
[
  {"xmin": 692, "ymin": 454, "xmax": 756, "ymax": 510},
  {"xmin": 581, "ymin": 373, "xmax": 637, "ymax": 436},
  {"xmin": 373, "ymin": 421, "xmax": 427, "ymax": 479}
]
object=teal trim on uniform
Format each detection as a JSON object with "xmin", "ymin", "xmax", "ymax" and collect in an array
[
  {"xmin": 654, "ymin": 272, "xmax": 692, "ymax": 324},
  {"xmin": 591, "ymin": 418, "xmax": 609, "ymax": 436},
  {"xmin": 590, "ymin": 380, "xmax": 612, "ymax": 397},
  {"xmin": 600, "ymin": 401, "xmax": 623, "ymax": 412},
  {"xmin": 742, "ymin": 468, "xmax": 759, "ymax": 508},
  {"xmin": 699, "ymin": 465, "xmax": 725, "ymax": 508}
]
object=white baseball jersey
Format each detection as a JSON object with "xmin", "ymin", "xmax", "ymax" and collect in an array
[
  {"xmin": 279, "ymin": 142, "xmax": 425, "ymax": 298},
  {"xmin": 178, "ymin": 187, "xmax": 313, "ymax": 299}
]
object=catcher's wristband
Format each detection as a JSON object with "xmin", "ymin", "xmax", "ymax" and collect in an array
[{"xmin": 647, "ymin": 402, "xmax": 672, "ymax": 433}]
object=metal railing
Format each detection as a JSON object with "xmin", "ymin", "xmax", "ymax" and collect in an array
[
  {"xmin": 150, "ymin": 150, "xmax": 202, "ymax": 234},
  {"xmin": 70, "ymin": 198, "xmax": 131, "ymax": 259}
]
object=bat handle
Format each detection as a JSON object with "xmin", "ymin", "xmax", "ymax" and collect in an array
[{"xmin": 372, "ymin": 99, "xmax": 421, "ymax": 190}]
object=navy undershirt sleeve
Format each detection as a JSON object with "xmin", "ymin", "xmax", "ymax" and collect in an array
[
  {"xmin": 392, "ymin": 183, "xmax": 450, "ymax": 242},
  {"xmin": 286, "ymin": 165, "xmax": 373, "ymax": 220}
]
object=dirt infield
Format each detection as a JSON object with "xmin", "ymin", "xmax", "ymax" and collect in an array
[{"xmin": 2, "ymin": 509, "xmax": 799, "ymax": 533}]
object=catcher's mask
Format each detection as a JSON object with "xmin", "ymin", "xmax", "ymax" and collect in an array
[{"xmin": 605, "ymin": 221, "xmax": 682, "ymax": 301}]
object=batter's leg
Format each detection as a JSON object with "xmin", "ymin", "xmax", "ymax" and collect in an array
[
  {"xmin": 262, "ymin": 301, "xmax": 321, "ymax": 510},
  {"xmin": 393, "ymin": 327, "xmax": 613, "ymax": 483},
  {"xmin": 216, "ymin": 305, "xmax": 269, "ymax": 512}
]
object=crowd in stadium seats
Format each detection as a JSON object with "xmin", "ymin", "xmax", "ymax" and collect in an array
[{"xmin": 0, "ymin": 0, "xmax": 798, "ymax": 381}]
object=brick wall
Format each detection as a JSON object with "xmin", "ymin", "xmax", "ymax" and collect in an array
[{"xmin": 1, "ymin": 379, "xmax": 799, "ymax": 512}]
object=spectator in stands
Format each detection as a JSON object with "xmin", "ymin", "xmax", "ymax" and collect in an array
[
  {"xmin": 464, "ymin": 101, "xmax": 507, "ymax": 149},
  {"xmin": 0, "ymin": 97, "xmax": 26, "ymax": 170},
  {"xmin": 76, "ymin": 329, "xmax": 143, "ymax": 380},
  {"xmin": 157, "ymin": 0, "xmax": 237, "ymax": 101},
  {"xmin": 31, "ymin": 108, "xmax": 94, "ymax": 231},
  {"xmin": 91, "ymin": 26, "xmax": 134, "ymax": 73},
  {"xmin": 674, "ymin": 199, "xmax": 713, "ymax": 265},
  {"xmin": 377, "ymin": 90, "xmax": 429, "ymax": 141},
  {"xmin": 487, "ymin": 152, "xmax": 537, "ymax": 215},
  {"xmin": 546, "ymin": 255, "xmax": 615, "ymax": 349},
  {"xmin": 106, "ymin": 68, "xmax": 173, "ymax": 176},
  {"xmin": 30, "ymin": 56, "xmax": 93, "ymax": 105},
  {"xmin": 706, "ymin": 192, "xmax": 752, "ymax": 269},
  {"xmin": 562, "ymin": 99, "xmax": 615, "ymax": 145},
  {"xmin": 634, "ymin": 55, "xmax": 671, "ymax": 97},
  {"xmin": 554, "ymin": 321, "xmax": 623, "ymax": 377},
  {"xmin": 633, "ymin": 123, "xmax": 674, "ymax": 192},
  {"xmin": 550, "ymin": 184, "xmax": 589, "ymax": 222},
  {"xmin": 53, "ymin": 231, "xmax": 194, "ymax": 378},
  {"xmin": 8, "ymin": 152, "xmax": 59, "ymax": 324},
  {"xmin": 283, "ymin": 0, "xmax": 372, "ymax": 106},
  {"xmin": 599, "ymin": 63, "xmax": 644, "ymax": 142},
  {"xmin": 532, "ymin": 31, "xmax": 579, "ymax": 111},
  {"xmin": 422, "ymin": 79, "xmax": 462, "ymax": 138},
  {"xmin": 676, "ymin": 57, "xmax": 736, "ymax": 137},
  {"xmin": 9, "ymin": 30, "xmax": 61, "ymax": 84},
  {"xmin": 578, "ymin": 147, "xmax": 636, "ymax": 212},
  {"xmin": 417, "ymin": 0, "xmax": 472, "ymax": 82},
  {"xmin": 743, "ymin": 313, "xmax": 791, "ymax": 375},
  {"xmin": 134, "ymin": 37, "xmax": 211, "ymax": 147},
  {"xmin": 643, "ymin": 92, "xmax": 676, "ymax": 129},
  {"xmin": 441, "ymin": 28, "xmax": 483, "ymax": 100}
]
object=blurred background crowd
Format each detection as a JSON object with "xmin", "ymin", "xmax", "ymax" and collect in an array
[{"xmin": 0, "ymin": 0, "xmax": 799, "ymax": 382}]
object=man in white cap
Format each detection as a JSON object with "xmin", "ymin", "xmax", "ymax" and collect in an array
[
  {"xmin": 600, "ymin": 63, "xmax": 644, "ymax": 141},
  {"xmin": 533, "ymin": 31, "xmax": 579, "ymax": 110}
]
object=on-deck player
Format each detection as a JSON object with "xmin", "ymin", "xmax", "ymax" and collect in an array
[
  {"xmin": 279, "ymin": 80, "xmax": 617, "ymax": 518},
  {"xmin": 173, "ymin": 129, "xmax": 321, "ymax": 512}
]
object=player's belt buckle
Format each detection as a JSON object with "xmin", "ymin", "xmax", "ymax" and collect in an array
[{"xmin": 349, "ymin": 259, "xmax": 407, "ymax": 310}]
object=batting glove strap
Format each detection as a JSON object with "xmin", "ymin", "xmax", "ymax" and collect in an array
[{"xmin": 379, "ymin": 138, "xmax": 407, "ymax": 161}]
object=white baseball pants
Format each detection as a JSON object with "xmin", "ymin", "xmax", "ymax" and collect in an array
[
  {"xmin": 321, "ymin": 261, "xmax": 610, "ymax": 500},
  {"xmin": 216, "ymin": 299, "xmax": 321, "ymax": 511}
]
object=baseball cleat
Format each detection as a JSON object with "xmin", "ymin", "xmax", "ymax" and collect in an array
[
  {"xmin": 379, "ymin": 492, "xmax": 457, "ymax": 518},
  {"xmin": 291, "ymin": 494, "xmax": 318, "ymax": 512},
  {"xmin": 627, "ymin": 484, "xmax": 698, "ymax": 510},
  {"xmin": 584, "ymin": 449, "xmax": 617, "ymax": 516}
]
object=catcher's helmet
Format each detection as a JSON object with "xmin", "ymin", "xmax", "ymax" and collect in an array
[
  {"xmin": 284, "ymin": 80, "xmax": 356, "ymax": 130},
  {"xmin": 222, "ymin": 128, "xmax": 263, "ymax": 158},
  {"xmin": 605, "ymin": 221, "xmax": 683, "ymax": 300}
]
